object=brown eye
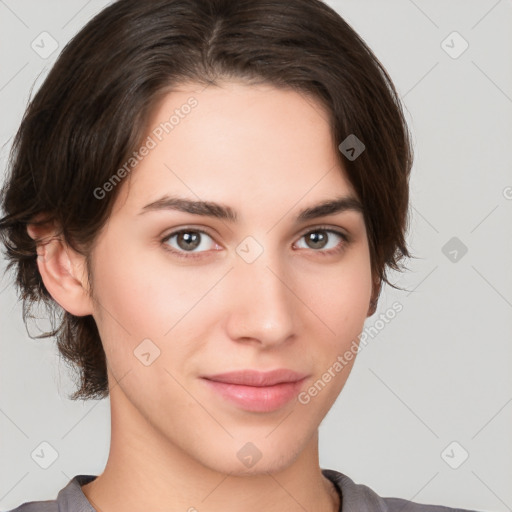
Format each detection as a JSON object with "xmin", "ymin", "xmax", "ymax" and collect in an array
[
  {"xmin": 305, "ymin": 231, "xmax": 328, "ymax": 249},
  {"xmin": 176, "ymin": 231, "xmax": 201, "ymax": 251},
  {"xmin": 162, "ymin": 229, "xmax": 217, "ymax": 258},
  {"xmin": 295, "ymin": 228, "xmax": 349, "ymax": 255}
]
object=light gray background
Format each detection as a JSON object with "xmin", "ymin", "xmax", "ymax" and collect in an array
[{"xmin": 1, "ymin": 0, "xmax": 511, "ymax": 510}]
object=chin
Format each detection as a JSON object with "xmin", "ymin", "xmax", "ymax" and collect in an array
[{"xmin": 193, "ymin": 431, "xmax": 308, "ymax": 477}]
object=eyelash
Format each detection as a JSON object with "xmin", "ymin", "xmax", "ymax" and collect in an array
[{"xmin": 160, "ymin": 225, "xmax": 350, "ymax": 260}]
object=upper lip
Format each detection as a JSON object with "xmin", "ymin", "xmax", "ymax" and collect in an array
[{"xmin": 202, "ymin": 369, "xmax": 309, "ymax": 387}]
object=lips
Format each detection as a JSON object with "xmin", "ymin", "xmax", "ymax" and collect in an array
[
  {"xmin": 202, "ymin": 368, "xmax": 309, "ymax": 386},
  {"xmin": 201, "ymin": 369, "xmax": 309, "ymax": 413}
]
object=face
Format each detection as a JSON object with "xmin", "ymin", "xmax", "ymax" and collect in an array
[{"xmin": 86, "ymin": 81, "xmax": 374, "ymax": 475}]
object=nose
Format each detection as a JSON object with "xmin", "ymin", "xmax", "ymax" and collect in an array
[{"xmin": 223, "ymin": 246, "xmax": 297, "ymax": 348}]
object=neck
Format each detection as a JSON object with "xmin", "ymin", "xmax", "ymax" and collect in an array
[{"xmin": 81, "ymin": 386, "xmax": 340, "ymax": 512}]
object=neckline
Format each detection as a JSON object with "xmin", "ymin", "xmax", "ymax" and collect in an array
[
  {"xmin": 71, "ymin": 471, "xmax": 343, "ymax": 511},
  {"xmin": 322, "ymin": 469, "xmax": 343, "ymax": 511}
]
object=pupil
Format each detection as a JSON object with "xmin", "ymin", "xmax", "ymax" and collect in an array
[
  {"xmin": 309, "ymin": 231, "xmax": 326, "ymax": 249},
  {"xmin": 178, "ymin": 232, "xmax": 200, "ymax": 250}
]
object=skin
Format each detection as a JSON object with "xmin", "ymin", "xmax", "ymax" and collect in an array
[{"xmin": 27, "ymin": 81, "xmax": 378, "ymax": 512}]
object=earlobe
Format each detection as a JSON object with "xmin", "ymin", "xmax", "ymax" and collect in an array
[{"xmin": 27, "ymin": 220, "xmax": 94, "ymax": 317}]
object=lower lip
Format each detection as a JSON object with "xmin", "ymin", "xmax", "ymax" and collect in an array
[{"xmin": 202, "ymin": 378, "xmax": 307, "ymax": 413}]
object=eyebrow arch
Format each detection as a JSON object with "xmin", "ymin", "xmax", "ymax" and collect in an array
[{"xmin": 138, "ymin": 194, "xmax": 363, "ymax": 223}]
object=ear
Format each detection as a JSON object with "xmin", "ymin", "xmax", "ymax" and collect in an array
[
  {"xmin": 367, "ymin": 277, "xmax": 381, "ymax": 317},
  {"xmin": 27, "ymin": 216, "xmax": 94, "ymax": 317}
]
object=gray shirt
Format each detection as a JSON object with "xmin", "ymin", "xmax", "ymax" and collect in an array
[{"xmin": 4, "ymin": 469, "xmax": 482, "ymax": 512}]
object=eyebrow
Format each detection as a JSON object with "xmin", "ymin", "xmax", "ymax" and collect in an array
[{"xmin": 138, "ymin": 194, "xmax": 363, "ymax": 223}]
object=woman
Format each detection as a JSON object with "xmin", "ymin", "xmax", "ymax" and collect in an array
[{"xmin": 0, "ymin": 0, "xmax": 483, "ymax": 510}]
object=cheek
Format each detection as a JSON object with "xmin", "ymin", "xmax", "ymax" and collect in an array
[
  {"xmin": 294, "ymin": 250, "xmax": 372, "ymax": 412},
  {"xmin": 89, "ymin": 234, "xmax": 220, "ymax": 368},
  {"xmin": 91, "ymin": 228, "xmax": 372, "ymax": 365},
  {"xmin": 300, "ymin": 247, "xmax": 373, "ymax": 343}
]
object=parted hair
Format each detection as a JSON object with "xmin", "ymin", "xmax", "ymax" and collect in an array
[{"xmin": 0, "ymin": 0, "xmax": 413, "ymax": 400}]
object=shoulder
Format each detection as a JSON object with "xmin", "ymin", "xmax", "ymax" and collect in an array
[
  {"xmin": 322, "ymin": 469, "xmax": 482, "ymax": 512},
  {"xmin": 3, "ymin": 501, "xmax": 58, "ymax": 512},
  {"xmin": 3, "ymin": 475, "xmax": 97, "ymax": 512}
]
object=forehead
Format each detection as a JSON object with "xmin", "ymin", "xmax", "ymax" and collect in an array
[{"xmin": 113, "ymin": 81, "xmax": 356, "ymax": 219}]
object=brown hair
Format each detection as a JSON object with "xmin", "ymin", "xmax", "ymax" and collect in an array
[{"xmin": 0, "ymin": 0, "xmax": 413, "ymax": 400}]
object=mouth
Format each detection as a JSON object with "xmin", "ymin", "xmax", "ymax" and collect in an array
[{"xmin": 201, "ymin": 369, "xmax": 309, "ymax": 413}]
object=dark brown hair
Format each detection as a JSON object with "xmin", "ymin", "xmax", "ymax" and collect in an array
[{"xmin": 0, "ymin": 0, "xmax": 413, "ymax": 400}]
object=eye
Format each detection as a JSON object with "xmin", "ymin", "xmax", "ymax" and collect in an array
[
  {"xmin": 294, "ymin": 227, "xmax": 349, "ymax": 256},
  {"xmin": 161, "ymin": 226, "xmax": 350, "ymax": 260},
  {"xmin": 161, "ymin": 228, "xmax": 219, "ymax": 259}
]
